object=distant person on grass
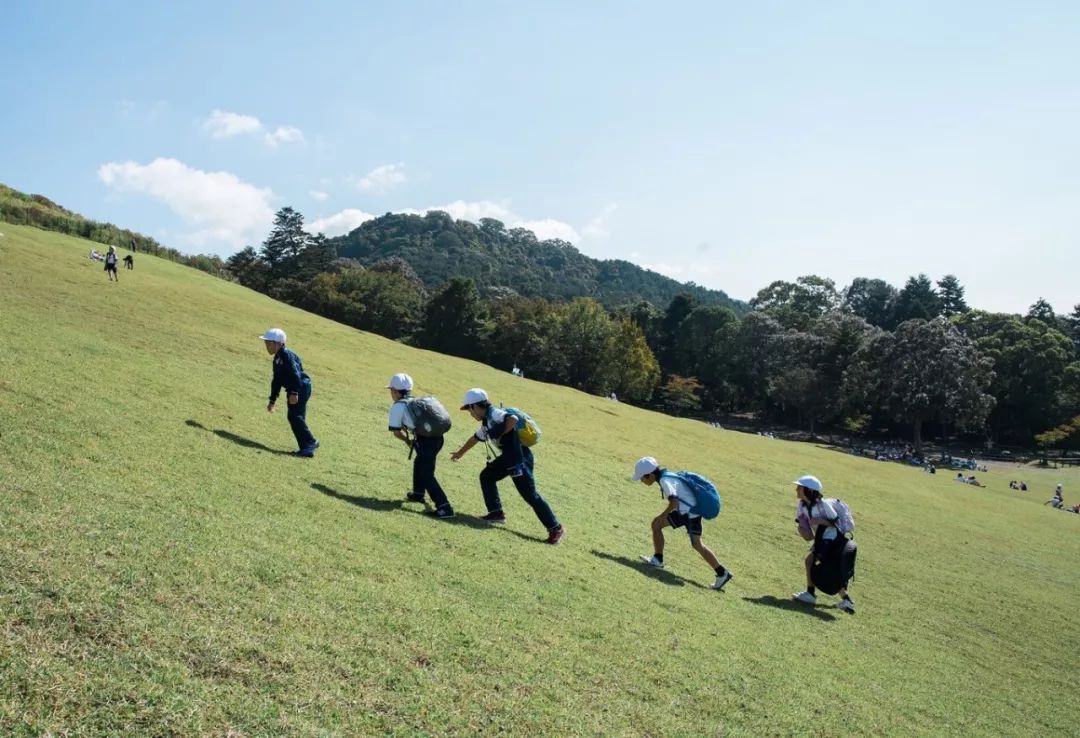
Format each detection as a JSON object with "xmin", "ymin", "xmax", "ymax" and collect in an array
[
  {"xmin": 1045, "ymin": 486, "xmax": 1064, "ymax": 509},
  {"xmin": 260, "ymin": 328, "xmax": 319, "ymax": 457},
  {"xmin": 387, "ymin": 373, "xmax": 455, "ymax": 519},
  {"xmin": 104, "ymin": 246, "xmax": 119, "ymax": 281},
  {"xmin": 123, "ymin": 254, "xmax": 134, "ymax": 270},
  {"xmin": 633, "ymin": 457, "xmax": 733, "ymax": 591},
  {"xmin": 450, "ymin": 388, "xmax": 565, "ymax": 544},
  {"xmin": 792, "ymin": 475, "xmax": 856, "ymax": 613}
]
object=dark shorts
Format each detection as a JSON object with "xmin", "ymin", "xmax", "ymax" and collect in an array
[
  {"xmin": 105, "ymin": 264, "xmax": 117, "ymax": 273},
  {"xmin": 667, "ymin": 511, "xmax": 703, "ymax": 537}
]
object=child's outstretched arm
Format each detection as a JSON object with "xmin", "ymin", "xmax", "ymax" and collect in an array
[{"xmin": 451, "ymin": 435, "xmax": 479, "ymax": 461}]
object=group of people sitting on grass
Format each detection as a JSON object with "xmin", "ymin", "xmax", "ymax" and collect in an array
[
  {"xmin": 255, "ymin": 327, "xmax": 861, "ymax": 612},
  {"xmin": 1008, "ymin": 480, "xmax": 1029, "ymax": 491}
]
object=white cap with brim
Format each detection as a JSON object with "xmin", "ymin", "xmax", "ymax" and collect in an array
[
  {"xmin": 259, "ymin": 328, "xmax": 286, "ymax": 344},
  {"xmin": 460, "ymin": 388, "xmax": 489, "ymax": 409},
  {"xmin": 387, "ymin": 373, "xmax": 414, "ymax": 391},
  {"xmin": 632, "ymin": 456, "xmax": 660, "ymax": 481},
  {"xmin": 793, "ymin": 475, "xmax": 822, "ymax": 492}
]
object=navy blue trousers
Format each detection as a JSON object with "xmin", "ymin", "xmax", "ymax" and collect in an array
[
  {"xmin": 413, "ymin": 435, "xmax": 451, "ymax": 509},
  {"xmin": 480, "ymin": 446, "xmax": 559, "ymax": 530},
  {"xmin": 286, "ymin": 382, "xmax": 316, "ymax": 449}
]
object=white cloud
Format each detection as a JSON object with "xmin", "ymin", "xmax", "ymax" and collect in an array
[
  {"xmin": 201, "ymin": 110, "xmax": 304, "ymax": 147},
  {"xmin": 408, "ymin": 200, "xmax": 580, "ymax": 242},
  {"xmin": 307, "ymin": 208, "xmax": 376, "ymax": 237},
  {"xmin": 314, "ymin": 197, "xmax": 581, "ymax": 242},
  {"xmin": 264, "ymin": 126, "xmax": 305, "ymax": 147},
  {"xmin": 309, "ymin": 190, "xmax": 329, "ymax": 201},
  {"xmin": 643, "ymin": 262, "xmax": 685, "ymax": 276},
  {"xmin": 97, "ymin": 157, "xmax": 275, "ymax": 249},
  {"xmin": 642, "ymin": 261, "xmax": 723, "ymax": 281},
  {"xmin": 355, "ymin": 163, "xmax": 407, "ymax": 193},
  {"xmin": 516, "ymin": 218, "xmax": 580, "ymax": 242},
  {"xmin": 203, "ymin": 109, "xmax": 263, "ymax": 139},
  {"xmin": 403, "ymin": 199, "xmax": 511, "ymax": 221},
  {"xmin": 581, "ymin": 203, "xmax": 618, "ymax": 240}
]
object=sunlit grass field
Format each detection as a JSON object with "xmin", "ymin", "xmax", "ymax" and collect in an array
[{"xmin": 1, "ymin": 223, "xmax": 1078, "ymax": 736}]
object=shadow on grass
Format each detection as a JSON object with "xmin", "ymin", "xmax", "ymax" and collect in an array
[
  {"xmin": 310, "ymin": 483, "xmax": 547, "ymax": 543},
  {"xmin": 741, "ymin": 595, "xmax": 837, "ymax": 621},
  {"xmin": 185, "ymin": 419, "xmax": 294, "ymax": 456},
  {"xmin": 591, "ymin": 550, "xmax": 708, "ymax": 589}
]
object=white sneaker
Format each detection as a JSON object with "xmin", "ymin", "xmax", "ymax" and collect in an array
[
  {"xmin": 793, "ymin": 590, "xmax": 817, "ymax": 605},
  {"xmin": 712, "ymin": 571, "xmax": 733, "ymax": 590},
  {"xmin": 836, "ymin": 598, "xmax": 856, "ymax": 613},
  {"xmin": 639, "ymin": 555, "xmax": 665, "ymax": 568}
]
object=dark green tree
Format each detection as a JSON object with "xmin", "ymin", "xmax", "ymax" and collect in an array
[
  {"xmin": 1064, "ymin": 304, "xmax": 1080, "ymax": 354},
  {"xmin": 1026, "ymin": 298, "xmax": 1056, "ymax": 325},
  {"xmin": 261, "ymin": 207, "xmax": 311, "ymax": 279},
  {"xmin": 959, "ymin": 315, "xmax": 1073, "ymax": 441},
  {"xmin": 841, "ymin": 277, "xmax": 898, "ymax": 329},
  {"xmin": 226, "ymin": 246, "xmax": 268, "ymax": 289},
  {"xmin": 750, "ymin": 275, "xmax": 839, "ymax": 331},
  {"xmin": 892, "ymin": 274, "xmax": 941, "ymax": 324},
  {"xmin": 936, "ymin": 274, "xmax": 969, "ymax": 317},
  {"xmin": 846, "ymin": 318, "xmax": 995, "ymax": 452},
  {"xmin": 416, "ymin": 278, "xmax": 490, "ymax": 359}
]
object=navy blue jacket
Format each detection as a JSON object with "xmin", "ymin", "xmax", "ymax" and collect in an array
[{"xmin": 269, "ymin": 347, "xmax": 310, "ymax": 403}]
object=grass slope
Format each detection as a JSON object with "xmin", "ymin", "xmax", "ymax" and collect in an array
[{"xmin": 1, "ymin": 223, "xmax": 1078, "ymax": 737}]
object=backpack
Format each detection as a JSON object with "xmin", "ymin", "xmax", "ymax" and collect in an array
[
  {"xmin": 502, "ymin": 406, "xmax": 542, "ymax": 447},
  {"xmin": 811, "ymin": 539, "xmax": 857, "ymax": 595},
  {"xmin": 404, "ymin": 396, "xmax": 452, "ymax": 437},
  {"xmin": 661, "ymin": 471, "xmax": 722, "ymax": 520},
  {"xmin": 826, "ymin": 498, "xmax": 855, "ymax": 535}
]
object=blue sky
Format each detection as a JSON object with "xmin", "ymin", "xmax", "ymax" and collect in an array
[{"xmin": 3, "ymin": 1, "xmax": 1078, "ymax": 313}]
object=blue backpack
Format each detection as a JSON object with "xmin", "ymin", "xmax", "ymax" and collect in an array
[{"xmin": 661, "ymin": 471, "xmax": 722, "ymax": 519}]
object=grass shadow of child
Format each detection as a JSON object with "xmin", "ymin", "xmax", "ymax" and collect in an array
[
  {"xmin": 309, "ymin": 483, "xmax": 546, "ymax": 543},
  {"xmin": 591, "ymin": 550, "xmax": 708, "ymax": 589},
  {"xmin": 742, "ymin": 595, "xmax": 837, "ymax": 621},
  {"xmin": 185, "ymin": 419, "xmax": 294, "ymax": 456}
]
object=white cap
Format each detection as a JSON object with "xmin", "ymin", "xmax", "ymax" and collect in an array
[
  {"xmin": 793, "ymin": 475, "xmax": 822, "ymax": 492},
  {"xmin": 632, "ymin": 456, "xmax": 660, "ymax": 481},
  {"xmin": 460, "ymin": 388, "xmax": 489, "ymax": 409},
  {"xmin": 387, "ymin": 373, "xmax": 414, "ymax": 391},
  {"xmin": 259, "ymin": 328, "xmax": 286, "ymax": 344}
]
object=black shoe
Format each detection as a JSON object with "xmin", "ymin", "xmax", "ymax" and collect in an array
[
  {"xmin": 424, "ymin": 506, "xmax": 455, "ymax": 519},
  {"xmin": 405, "ymin": 491, "xmax": 426, "ymax": 503}
]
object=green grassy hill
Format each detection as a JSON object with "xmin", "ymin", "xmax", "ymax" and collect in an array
[{"xmin": 2, "ymin": 223, "xmax": 1078, "ymax": 737}]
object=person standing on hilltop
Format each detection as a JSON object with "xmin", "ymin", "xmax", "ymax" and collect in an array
[
  {"xmin": 260, "ymin": 328, "xmax": 319, "ymax": 457},
  {"xmin": 104, "ymin": 245, "xmax": 119, "ymax": 281}
]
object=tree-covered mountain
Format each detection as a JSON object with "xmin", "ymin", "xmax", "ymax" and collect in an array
[{"xmin": 326, "ymin": 211, "xmax": 745, "ymax": 312}]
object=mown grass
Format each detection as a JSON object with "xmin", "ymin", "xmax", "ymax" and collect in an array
[{"xmin": 1, "ymin": 223, "xmax": 1078, "ymax": 737}]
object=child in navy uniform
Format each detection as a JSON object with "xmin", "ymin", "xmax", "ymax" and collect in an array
[
  {"xmin": 450, "ymin": 387, "xmax": 565, "ymax": 544},
  {"xmin": 260, "ymin": 328, "xmax": 318, "ymax": 457},
  {"xmin": 633, "ymin": 456, "xmax": 732, "ymax": 590}
]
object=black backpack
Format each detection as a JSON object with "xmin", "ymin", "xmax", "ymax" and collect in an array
[
  {"xmin": 404, "ymin": 396, "xmax": 452, "ymax": 437},
  {"xmin": 811, "ymin": 539, "xmax": 858, "ymax": 596}
]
